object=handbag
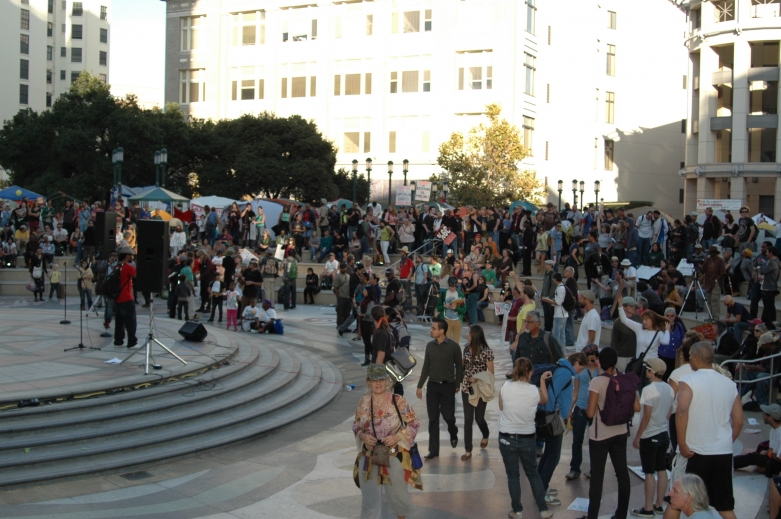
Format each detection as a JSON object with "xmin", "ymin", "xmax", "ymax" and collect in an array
[
  {"xmin": 535, "ymin": 408, "xmax": 566, "ymax": 439},
  {"xmin": 26, "ymin": 277, "xmax": 36, "ymax": 292},
  {"xmin": 32, "ymin": 265, "xmax": 42, "ymax": 279},
  {"xmin": 625, "ymin": 330, "xmax": 660, "ymax": 377},
  {"xmin": 385, "ymin": 346, "xmax": 417, "ymax": 383},
  {"xmin": 369, "ymin": 397, "xmax": 392, "ymax": 467}
]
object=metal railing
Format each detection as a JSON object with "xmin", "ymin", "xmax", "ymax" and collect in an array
[
  {"xmin": 379, "ymin": 239, "xmax": 443, "ymax": 287},
  {"xmin": 721, "ymin": 350, "xmax": 781, "ymax": 405}
]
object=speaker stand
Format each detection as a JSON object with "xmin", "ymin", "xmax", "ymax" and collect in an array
[{"xmin": 120, "ymin": 302, "xmax": 186, "ymax": 375}]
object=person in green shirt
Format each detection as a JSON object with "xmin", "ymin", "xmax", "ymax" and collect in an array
[
  {"xmin": 318, "ymin": 230, "xmax": 333, "ymax": 262},
  {"xmin": 429, "ymin": 256, "xmax": 443, "ymax": 277},
  {"xmin": 483, "ymin": 262, "xmax": 497, "ymax": 287}
]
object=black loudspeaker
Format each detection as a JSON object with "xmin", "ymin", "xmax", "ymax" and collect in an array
[
  {"xmin": 95, "ymin": 212, "xmax": 118, "ymax": 258},
  {"xmin": 178, "ymin": 321, "xmax": 207, "ymax": 342},
  {"xmin": 135, "ymin": 220, "xmax": 169, "ymax": 293}
]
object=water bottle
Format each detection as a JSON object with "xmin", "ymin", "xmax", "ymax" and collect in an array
[{"xmin": 345, "ymin": 384, "xmax": 355, "ymax": 391}]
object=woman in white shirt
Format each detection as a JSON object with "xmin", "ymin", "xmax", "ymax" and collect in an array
[
  {"xmin": 615, "ymin": 289, "xmax": 670, "ymax": 363},
  {"xmin": 498, "ymin": 357, "xmax": 554, "ymax": 519}
]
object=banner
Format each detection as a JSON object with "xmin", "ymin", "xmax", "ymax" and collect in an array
[
  {"xmin": 191, "ymin": 204, "xmax": 224, "ymax": 219},
  {"xmin": 415, "ymin": 181, "xmax": 432, "ymax": 202},
  {"xmin": 696, "ymin": 199, "xmax": 742, "ymax": 211},
  {"xmin": 396, "ymin": 186, "xmax": 411, "ymax": 206},
  {"xmin": 436, "ymin": 226, "xmax": 456, "ymax": 245}
]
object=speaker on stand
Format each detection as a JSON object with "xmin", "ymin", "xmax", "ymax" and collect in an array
[
  {"xmin": 94, "ymin": 211, "xmax": 118, "ymax": 259},
  {"xmin": 135, "ymin": 220, "xmax": 169, "ymax": 293}
]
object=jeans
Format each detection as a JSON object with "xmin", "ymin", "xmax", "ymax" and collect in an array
[
  {"xmin": 317, "ymin": 247, "xmax": 331, "ymax": 262},
  {"xmin": 466, "ymin": 292, "xmax": 479, "ymax": 324},
  {"xmin": 346, "ymin": 226, "xmax": 356, "ymax": 242},
  {"xmin": 639, "ymin": 237, "xmax": 651, "ymax": 265},
  {"xmin": 588, "ymin": 433, "xmax": 630, "ymax": 519},
  {"xmin": 426, "ymin": 381, "xmax": 458, "ymax": 456},
  {"xmin": 537, "ymin": 432, "xmax": 563, "ymax": 491},
  {"xmin": 477, "ymin": 301, "xmax": 488, "ymax": 322},
  {"xmin": 627, "ymin": 249, "xmax": 639, "ymax": 268},
  {"xmin": 461, "ymin": 392, "xmax": 489, "ymax": 452},
  {"xmin": 565, "ymin": 312, "xmax": 575, "ymax": 345},
  {"xmin": 542, "ymin": 301, "xmax": 553, "ymax": 332},
  {"xmin": 336, "ymin": 296, "xmax": 352, "ymax": 326},
  {"xmin": 740, "ymin": 369, "xmax": 771, "ymax": 406},
  {"xmin": 552, "ymin": 317, "xmax": 566, "ymax": 349},
  {"xmin": 570, "ymin": 406, "xmax": 590, "ymax": 475},
  {"xmin": 498, "ymin": 433, "xmax": 549, "ymax": 514},
  {"xmin": 732, "ymin": 322, "xmax": 750, "ymax": 343},
  {"xmin": 283, "ymin": 279, "xmax": 296, "ymax": 309},
  {"xmin": 114, "ymin": 300, "xmax": 137, "ymax": 345},
  {"xmin": 762, "ymin": 290, "xmax": 777, "ymax": 329},
  {"xmin": 104, "ymin": 297, "xmax": 113, "ymax": 325},
  {"xmin": 49, "ymin": 282, "xmax": 60, "ymax": 299},
  {"xmin": 78, "ymin": 287, "xmax": 93, "ymax": 308},
  {"xmin": 309, "ymin": 246, "xmax": 319, "ymax": 261},
  {"xmin": 338, "ymin": 306, "xmax": 357, "ymax": 333}
]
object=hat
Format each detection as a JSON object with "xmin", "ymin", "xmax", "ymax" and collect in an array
[
  {"xmin": 761, "ymin": 403, "xmax": 781, "ymax": 421},
  {"xmin": 321, "ymin": 198, "xmax": 328, "ymax": 205},
  {"xmin": 544, "ymin": 259, "xmax": 555, "ymax": 265},
  {"xmin": 116, "ymin": 246, "xmax": 134, "ymax": 255},
  {"xmin": 339, "ymin": 261, "xmax": 349, "ymax": 269},
  {"xmin": 759, "ymin": 332, "xmax": 776, "ymax": 346},
  {"xmin": 579, "ymin": 290, "xmax": 596, "ymax": 302},
  {"xmin": 645, "ymin": 358, "xmax": 667, "ymax": 376},
  {"xmin": 447, "ymin": 249, "xmax": 453, "ymax": 254},
  {"xmin": 620, "ymin": 259, "xmax": 632, "ymax": 266},
  {"xmin": 226, "ymin": 247, "xmax": 235, "ymax": 255},
  {"xmin": 690, "ymin": 211, "xmax": 698, "ymax": 216},
  {"xmin": 749, "ymin": 317, "xmax": 764, "ymax": 325},
  {"xmin": 448, "ymin": 277, "xmax": 459, "ymax": 286},
  {"xmin": 399, "ymin": 246, "xmax": 410, "ymax": 253},
  {"xmin": 694, "ymin": 244, "xmax": 703, "ymax": 249},
  {"xmin": 367, "ymin": 364, "xmax": 389, "ymax": 381},
  {"xmin": 611, "ymin": 256, "xmax": 619, "ymax": 262},
  {"xmin": 583, "ymin": 344, "xmax": 599, "ymax": 356},
  {"xmin": 708, "ymin": 245, "xmax": 720, "ymax": 253},
  {"xmin": 664, "ymin": 307, "xmax": 677, "ymax": 315},
  {"xmin": 744, "ymin": 248, "xmax": 753, "ymax": 258},
  {"xmin": 384, "ymin": 268, "xmax": 394, "ymax": 275},
  {"xmin": 622, "ymin": 296, "xmax": 637, "ymax": 307}
]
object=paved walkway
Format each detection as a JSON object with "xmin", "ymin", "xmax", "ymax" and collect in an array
[{"xmin": 0, "ymin": 297, "xmax": 770, "ymax": 519}]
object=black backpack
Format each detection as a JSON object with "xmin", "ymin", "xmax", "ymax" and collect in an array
[
  {"xmin": 562, "ymin": 285, "xmax": 576, "ymax": 312},
  {"xmin": 101, "ymin": 265, "xmax": 125, "ymax": 300}
]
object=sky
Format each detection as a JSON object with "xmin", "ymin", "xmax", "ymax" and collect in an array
[{"xmin": 109, "ymin": 0, "xmax": 167, "ymax": 108}]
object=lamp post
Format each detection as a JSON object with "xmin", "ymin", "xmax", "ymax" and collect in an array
[
  {"xmin": 365, "ymin": 157, "xmax": 372, "ymax": 201},
  {"xmin": 410, "ymin": 181, "xmax": 416, "ymax": 206},
  {"xmin": 557, "ymin": 180, "xmax": 563, "ymax": 211},
  {"xmin": 594, "ymin": 180, "xmax": 600, "ymax": 206},
  {"xmin": 579, "ymin": 180, "xmax": 585, "ymax": 209},
  {"xmin": 154, "ymin": 151, "xmax": 161, "ymax": 186},
  {"xmin": 387, "ymin": 161, "xmax": 393, "ymax": 207},
  {"xmin": 443, "ymin": 180, "xmax": 449, "ymax": 203},
  {"xmin": 351, "ymin": 159, "xmax": 359, "ymax": 203},
  {"xmin": 403, "ymin": 159, "xmax": 409, "ymax": 186},
  {"xmin": 112, "ymin": 147, "xmax": 124, "ymax": 188},
  {"xmin": 154, "ymin": 148, "xmax": 168, "ymax": 187},
  {"xmin": 571, "ymin": 179, "xmax": 578, "ymax": 208}
]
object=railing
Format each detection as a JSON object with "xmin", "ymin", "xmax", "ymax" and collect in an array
[
  {"xmin": 721, "ymin": 350, "xmax": 781, "ymax": 405},
  {"xmin": 379, "ymin": 239, "xmax": 443, "ymax": 287}
]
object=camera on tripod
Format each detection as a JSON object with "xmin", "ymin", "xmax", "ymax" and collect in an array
[{"xmin": 686, "ymin": 255, "xmax": 705, "ymax": 266}]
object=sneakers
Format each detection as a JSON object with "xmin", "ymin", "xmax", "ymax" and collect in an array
[
  {"xmin": 547, "ymin": 488, "xmax": 558, "ymax": 495},
  {"xmin": 631, "ymin": 509, "xmax": 654, "ymax": 518},
  {"xmin": 507, "ymin": 512, "xmax": 522, "ymax": 519},
  {"xmin": 583, "ymin": 471, "xmax": 591, "ymax": 478},
  {"xmin": 544, "ymin": 495, "xmax": 561, "ymax": 506},
  {"xmin": 653, "ymin": 506, "xmax": 664, "ymax": 515},
  {"xmin": 540, "ymin": 512, "xmax": 554, "ymax": 519},
  {"xmin": 250, "ymin": 329, "xmax": 258, "ymax": 334},
  {"xmin": 565, "ymin": 472, "xmax": 580, "ymax": 480}
]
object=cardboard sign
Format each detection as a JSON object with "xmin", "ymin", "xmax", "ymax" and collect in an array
[
  {"xmin": 696, "ymin": 199, "xmax": 742, "ymax": 211},
  {"xmin": 436, "ymin": 226, "xmax": 456, "ymax": 245},
  {"xmin": 636, "ymin": 266, "xmax": 661, "ymax": 280},
  {"xmin": 415, "ymin": 181, "xmax": 432, "ymax": 202},
  {"xmin": 396, "ymin": 186, "xmax": 411, "ymax": 206},
  {"xmin": 274, "ymin": 243, "xmax": 285, "ymax": 261},
  {"xmin": 677, "ymin": 259, "xmax": 695, "ymax": 276}
]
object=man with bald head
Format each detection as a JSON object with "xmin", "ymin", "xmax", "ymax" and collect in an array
[{"xmin": 719, "ymin": 295, "xmax": 752, "ymax": 343}]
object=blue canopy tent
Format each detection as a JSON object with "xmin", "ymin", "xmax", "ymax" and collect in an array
[
  {"xmin": 0, "ymin": 186, "xmax": 44, "ymax": 201},
  {"xmin": 509, "ymin": 201, "xmax": 538, "ymax": 214}
]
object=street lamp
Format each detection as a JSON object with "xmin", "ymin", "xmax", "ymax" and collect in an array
[
  {"xmin": 351, "ymin": 159, "xmax": 359, "ymax": 203},
  {"xmin": 403, "ymin": 159, "xmax": 409, "ymax": 186},
  {"xmin": 112, "ymin": 147, "xmax": 124, "ymax": 187},
  {"xmin": 557, "ymin": 180, "xmax": 563, "ymax": 211},
  {"xmin": 387, "ymin": 161, "xmax": 394, "ymax": 207},
  {"xmin": 571, "ymin": 179, "xmax": 578, "ymax": 208},
  {"xmin": 579, "ymin": 180, "xmax": 585, "ymax": 209},
  {"xmin": 443, "ymin": 180, "xmax": 449, "ymax": 203},
  {"xmin": 594, "ymin": 180, "xmax": 600, "ymax": 205},
  {"xmin": 154, "ymin": 151, "xmax": 161, "ymax": 186},
  {"xmin": 159, "ymin": 148, "xmax": 167, "ymax": 187},
  {"xmin": 365, "ymin": 157, "xmax": 372, "ymax": 201}
]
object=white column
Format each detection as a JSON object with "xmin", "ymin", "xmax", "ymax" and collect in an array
[
  {"xmin": 698, "ymin": 46, "xmax": 718, "ymax": 164},
  {"xmin": 732, "ymin": 40, "xmax": 750, "ymax": 163},
  {"xmin": 731, "ymin": 175, "xmax": 746, "ymax": 202},
  {"xmin": 697, "ymin": 176, "xmax": 716, "ymax": 199}
]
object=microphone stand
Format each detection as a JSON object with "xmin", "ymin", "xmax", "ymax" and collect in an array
[
  {"xmin": 60, "ymin": 259, "xmax": 70, "ymax": 325},
  {"xmin": 65, "ymin": 266, "xmax": 100, "ymax": 351}
]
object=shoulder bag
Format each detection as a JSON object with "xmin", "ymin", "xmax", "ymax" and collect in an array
[
  {"xmin": 625, "ymin": 330, "xmax": 660, "ymax": 377},
  {"xmin": 369, "ymin": 396, "xmax": 392, "ymax": 467},
  {"xmin": 535, "ymin": 372, "xmax": 571, "ymax": 439}
]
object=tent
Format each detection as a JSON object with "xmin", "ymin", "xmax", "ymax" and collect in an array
[
  {"xmin": 128, "ymin": 187, "xmax": 189, "ymax": 203},
  {"xmin": 509, "ymin": 201, "xmax": 539, "ymax": 214},
  {"xmin": 327, "ymin": 198, "xmax": 353, "ymax": 210},
  {"xmin": 151, "ymin": 209, "xmax": 172, "ymax": 220},
  {"xmin": 0, "ymin": 186, "xmax": 44, "ymax": 201},
  {"xmin": 190, "ymin": 195, "xmax": 235, "ymax": 210}
]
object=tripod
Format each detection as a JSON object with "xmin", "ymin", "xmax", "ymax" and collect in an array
[
  {"xmin": 121, "ymin": 301, "xmax": 187, "ymax": 375},
  {"xmin": 677, "ymin": 262, "xmax": 714, "ymax": 321},
  {"xmin": 64, "ymin": 268, "xmax": 100, "ymax": 352},
  {"xmin": 60, "ymin": 259, "xmax": 70, "ymax": 325}
]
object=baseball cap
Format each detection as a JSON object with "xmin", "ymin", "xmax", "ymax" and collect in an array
[
  {"xmin": 447, "ymin": 249, "xmax": 453, "ymax": 254},
  {"xmin": 579, "ymin": 290, "xmax": 596, "ymax": 302},
  {"xmin": 622, "ymin": 296, "xmax": 637, "ymax": 307},
  {"xmin": 583, "ymin": 344, "xmax": 599, "ymax": 356},
  {"xmin": 761, "ymin": 403, "xmax": 781, "ymax": 421},
  {"xmin": 384, "ymin": 268, "xmax": 394, "ymax": 275},
  {"xmin": 544, "ymin": 259, "xmax": 555, "ymax": 265},
  {"xmin": 448, "ymin": 277, "xmax": 459, "ymax": 286},
  {"xmin": 645, "ymin": 358, "xmax": 667, "ymax": 376}
]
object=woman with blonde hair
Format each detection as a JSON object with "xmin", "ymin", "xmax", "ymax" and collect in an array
[{"xmin": 352, "ymin": 364, "xmax": 422, "ymax": 519}]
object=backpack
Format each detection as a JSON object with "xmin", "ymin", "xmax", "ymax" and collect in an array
[
  {"xmin": 101, "ymin": 265, "xmax": 126, "ymax": 300},
  {"xmin": 207, "ymin": 211, "xmax": 218, "ymax": 226},
  {"xmin": 356, "ymin": 222, "xmax": 366, "ymax": 238},
  {"xmin": 288, "ymin": 260, "xmax": 298, "ymax": 279},
  {"xmin": 596, "ymin": 372, "xmax": 639, "ymax": 430},
  {"xmin": 562, "ymin": 284, "xmax": 576, "ymax": 312}
]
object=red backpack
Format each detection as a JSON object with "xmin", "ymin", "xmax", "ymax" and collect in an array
[{"xmin": 595, "ymin": 372, "xmax": 639, "ymax": 434}]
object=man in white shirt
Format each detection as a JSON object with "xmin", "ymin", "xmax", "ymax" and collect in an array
[
  {"xmin": 241, "ymin": 299, "xmax": 260, "ymax": 332},
  {"xmin": 621, "ymin": 258, "xmax": 637, "ymax": 298},
  {"xmin": 53, "ymin": 223, "xmax": 68, "ymax": 250},
  {"xmin": 322, "ymin": 253, "xmax": 339, "ymax": 281},
  {"xmin": 675, "ymin": 341, "xmax": 743, "ymax": 519},
  {"xmin": 251, "ymin": 299, "xmax": 277, "ymax": 334},
  {"xmin": 542, "ymin": 272, "xmax": 568, "ymax": 348},
  {"xmin": 637, "ymin": 211, "xmax": 654, "ymax": 265},
  {"xmin": 575, "ymin": 290, "xmax": 602, "ymax": 351}
]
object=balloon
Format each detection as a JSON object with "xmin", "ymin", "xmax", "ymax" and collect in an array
[{"xmin": 15, "ymin": 190, "xmax": 21, "ymax": 196}]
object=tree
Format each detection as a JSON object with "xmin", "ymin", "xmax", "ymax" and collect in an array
[{"xmin": 435, "ymin": 103, "xmax": 544, "ymax": 207}]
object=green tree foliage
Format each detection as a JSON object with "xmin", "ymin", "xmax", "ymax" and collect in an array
[{"xmin": 435, "ymin": 103, "xmax": 544, "ymax": 208}]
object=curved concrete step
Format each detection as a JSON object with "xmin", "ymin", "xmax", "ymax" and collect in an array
[{"xmin": 0, "ymin": 346, "xmax": 342, "ymax": 487}]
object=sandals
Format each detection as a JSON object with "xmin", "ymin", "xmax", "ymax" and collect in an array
[
  {"xmin": 461, "ymin": 452, "xmax": 472, "ymax": 461},
  {"xmin": 480, "ymin": 438, "xmax": 489, "ymax": 449}
]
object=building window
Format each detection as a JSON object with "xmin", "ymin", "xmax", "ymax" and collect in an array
[
  {"xmin": 608, "ymin": 10, "xmax": 617, "ymax": 29},
  {"xmin": 604, "ymin": 139, "xmax": 614, "ymax": 170},
  {"xmin": 71, "ymin": 71, "xmax": 80, "ymax": 83},
  {"xmin": 181, "ymin": 16, "xmax": 204, "ymax": 51},
  {"xmin": 344, "ymin": 132, "xmax": 360, "ymax": 153},
  {"xmin": 714, "ymin": 0, "xmax": 735, "ymax": 22},
  {"xmin": 47, "ymin": 45, "xmax": 53, "ymax": 60},
  {"xmin": 404, "ymin": 11, "xmax": 419, "ymax": 32},
  {"xmin": 424, "ymin": 10, "xmax": 432, "ymax": 31},
  {"xmin": 101, "ymin": 5, "xmax": 107, "ymax": 20},
  {"xmin": 48, "ymin": 23, "xmax": 53, "ymax": 37},
  {"xmin": 546, "ymin": 83, "xmax": 550, "ymax": 103},
  {"xmin": 715, "ymin": 129, "xmax": 732, "ymax": 162},
  {"xmin": 391, "ymin": 10, "xmax": 431, "ymax": 33},
  {"xmin": 547, "ymin": 26, "xmax": 551, "ymax": 45},
  {"xmin": 21, "ymin": 9, "xmax": 30, "ymax": 30},
  {"xmin": 605, "ymin": 91, "xmax": 615, "ymax": 123},
  {"xmin": 423, "ymin": 70, "xmax": 431, "ymax": 92},
  {"xmin": 389, "ymin": 131, "xmax": 397, "ymax": 153},
  {"xmin": 19, "ymin": 84, "xmax": 28, "ymax": 105},
  {"xmin": 345, "ymin": 74, "xmax": 360, "ymax": 95},
  {"xmin": 99, "ymin": 73, "xmax": 106, "ymax": 83},
  {"xmin": 291, "ymin": 77, "xmax": 306, "ymax": 97},
  {"xmin": 364, "ymin": 132, "xmax": 371, "ymax": 153},
  {"xmin": 310, "ymin": 76, "xmax": 316, "ymax": 97},
  {"xmin": 402, "ymin": 71, "xmax": 419, "ymax": 92},
  {"xmin": 179, "ymin": 69, "xmax": 206, "ymax": 103},
  {"xmin": 21, "ymin": 34, "xmax": 29, "ymax": 54},
  {"xmin": 72, "ymin": 1, "xmax": 82, "ymax": 16},
  {"xmin": 20, "ymin": 59, "xmax": 29, "ymax": 80},
  {"xmin": 334, "ymin": 74, "xmax": 341, "ymax": 95},
  {"xmin": 48, "ymin": 0, "xmax": 53, "ymax": 13},
  {"xmin": 524, "ymin": 53, "xmax": 535, "ymax": 95},
  {"xmin": 365, "ymin": 73, "xmax": 372, "ymax": 94},
  {"xmin": 390, "ymin": 72, "xmax": 397, "ymax": 93},
  {"xmin": 61, "ymin": 0, "xmax": 65, "ymax": 10},
  {"xmin": 61, "ymin": 24, "xmax": 65, "ymax": 33},
  {"xmin": 100, "ymin": 28, "xmax": 108, "ymax": 43},
  {"xmin": 71, "ymin": 48, "xmax": 82, "ymax": 62},
  {"xmin": 60, "ymin": 70, "xmax": 65, "ymax": 80},
  {"xmin": 282, "ymin": 17, "xmax": 317, "ymax": 42},
  {"xmin": 280, "ymin": 77, "xmax": 287, "ymax": 98},
  {"xmin": 233, "ymin": 79, "xmax": 256, "ymax": 100},
  {"xmin": 607, "ymin": 44, "xmax": 616, "ymax": 76},
  {"xmin": 46, "ymin": 92, "xmax": 52, "ymax": 107},
  {"xmin": 46, "ymin": 69, "xmax": 52, "ymax": 84},
  {"xmin": 749, "ymin": 128, "xmax": 777, "ymax": 162},
  {"xmin": 458, "ymin": 66, "xmax": 492, "ymax": 90},
  {"xmin": 60, "ymin": 47, "xmax": 66, "ymax": 57},
  {"xmin": 525, "ymin": 0, "xmax": 535, "ymax": 34},
  {"xmin": 522, "ymin": 116, "xmax": 534, "ymax": 154},
  {"xmin": 72, "ymin": 24, "xmax": 83, "ymax": 39},
  {"xmin": 366, "ymin": 14, "xmax": 373, "ymax": 35},
  {"xmin": 100, "ymin": 51, "xmax": 107, "ymax": 66},
  {"xmin": 232, "ymin": 12, "xmax": 265, "ymax": 46}
]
